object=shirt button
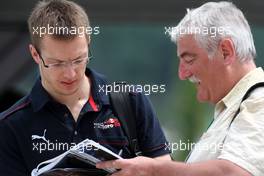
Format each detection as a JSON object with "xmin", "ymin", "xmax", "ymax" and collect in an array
[
  {"xmin": 64, "ymin": 113, "xmax": 68, "ymax": 118},
  {"xmin": 74, "ymin": 131, "xmax": 78, "ymax": 135}
]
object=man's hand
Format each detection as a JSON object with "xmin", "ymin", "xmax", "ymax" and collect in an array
[
  {"xmin": 97, "ymin": 157, "xmax": 252, "ymax": 176},
  {"xmin": 96, "ymin": 156, "xmax": 158, "ymax": 176}
]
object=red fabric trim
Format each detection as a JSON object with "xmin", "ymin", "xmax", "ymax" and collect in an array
[
  {"xmin": 89, "ymin": 95, "xmax": 98, "ymax": 112},
  {"xmin": 2, "ymin": 101, "xmax": 31, "ymax": 119}
]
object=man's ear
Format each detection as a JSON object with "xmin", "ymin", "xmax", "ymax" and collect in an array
[
  {"xmin": 29, "ymin": 44, "xmax": 40, "ymax": 64},
  {"xmin": 219, "ymin": 38, "xmax": 235, "ymax": 65}
]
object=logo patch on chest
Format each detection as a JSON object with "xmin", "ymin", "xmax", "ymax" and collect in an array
[{"xmin": 94, "ymin": 117, "xmax": 121, "ymax": 130}]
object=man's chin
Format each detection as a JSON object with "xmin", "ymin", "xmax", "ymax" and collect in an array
[{"xmin": 56, "ymin": 86, "xmax": 79, "ymax": 96}]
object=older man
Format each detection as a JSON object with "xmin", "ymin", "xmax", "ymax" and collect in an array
[{"xmin": 97, "ymin": 1, "xmax": 264, "ymax": 176}]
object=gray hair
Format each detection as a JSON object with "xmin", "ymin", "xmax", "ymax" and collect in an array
[{"xmin": 170, "ymin": 1, "xmax": 256, "ymax": 62}]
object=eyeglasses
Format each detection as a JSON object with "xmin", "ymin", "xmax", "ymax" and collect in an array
[{"xmin": 35, "ymin": 47, "xmax": 93, "ymax": 69}]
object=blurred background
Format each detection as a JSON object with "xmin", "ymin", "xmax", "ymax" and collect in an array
[{"xmin": 0, "ymin": 0, "xmax": 263, "ymax": 160}]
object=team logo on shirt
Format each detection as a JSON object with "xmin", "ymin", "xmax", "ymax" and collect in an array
[
  {"xmin": 94, "ymin": 117, "xmax": 121, "ymax": 130},
  {"xmin": 32, "ymin": 129, "xmax": 49, "ymax": 143}
]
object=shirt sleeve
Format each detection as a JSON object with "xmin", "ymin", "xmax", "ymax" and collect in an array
[
  {"xmin": 218, "ymin": 90, "xmax": 264, "ymax": 176},
  {"xmin": 0, "ymin": 119, "xmax": 29, "ymax": 176},
  {"xmin": 130, "ymin": 92, "xmax": 171, "ymax": 157}
]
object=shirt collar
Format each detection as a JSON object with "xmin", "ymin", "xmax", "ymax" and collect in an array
[
  {"xmin": 29, "ymin": 68, "xmax": 110, "ymax": 112},
  {"xmin": 86, "ymin": 68, "xmax": 110, "ymax": 106},
  {"xmin": 29, "ymin": 78, "xmax": 51, "ymax": 112},
  {"xmin": 215, "ymin": 67, "xmax": 264, "ymax": 118}
]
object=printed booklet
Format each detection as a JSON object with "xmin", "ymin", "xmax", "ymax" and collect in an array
[{"xmin": 31, "ymin": 139, "xmax": 122, "ymax": 176}]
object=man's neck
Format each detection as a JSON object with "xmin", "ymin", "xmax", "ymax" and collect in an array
[
  {"xmin": 230, "ymin": 60, "xmax": 256, "ymax": 87},
  {"xmin": 46, "ymin": 76, "xmax": 91, "ymax": 121},
  {"xmin": 212, "ymin": 60, "xmax": 256, "ymax": 104},
  {"xmin": 63, "ymin": 76, "xmax": 90, "ymax": 107},
  {"xmin": 43, "ymin": 76, "xmax": 91, "ymax": 108}
]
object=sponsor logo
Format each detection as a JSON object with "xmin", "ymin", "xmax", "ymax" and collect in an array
[{"xmin": 94, "ymin": 117, "xmax": 121, "ymax": 130}]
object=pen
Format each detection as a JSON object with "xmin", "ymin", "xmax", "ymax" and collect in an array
[{"xmin": 118, "ymin": 149, "xmax": 123, "ymax": 156}]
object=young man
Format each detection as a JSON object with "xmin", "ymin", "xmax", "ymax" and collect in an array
[
  {"xmin": 97, "ymin": 2, "xmax": 264, "ymax": 176},
  {"xmin": 0, "ymin": 0, "xmax": 170, "ymax": 175}
]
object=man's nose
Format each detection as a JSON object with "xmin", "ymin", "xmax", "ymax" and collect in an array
[
  {"xmin": 63, "ymin": 65, "xmax": 77, "ymax": 79},
  {"xmin": 178, "ymin": 61, "xmax": 192, "ymax": 80}
]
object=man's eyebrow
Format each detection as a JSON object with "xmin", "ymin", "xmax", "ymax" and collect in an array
[
  {"xmin": 73, "ymin": 52, "xmax": 88, "ymax": 60},
  {"xmin": 46, "ymin": 52, "xmax": 88, "ymax": 62}
]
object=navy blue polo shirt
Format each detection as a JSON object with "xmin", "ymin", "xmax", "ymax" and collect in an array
[{"xmin": 0, "ymin": 68, "xmax": 169, "ymax": 176}]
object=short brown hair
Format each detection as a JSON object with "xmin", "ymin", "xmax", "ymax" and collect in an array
[{"xmin": 28, "ymin": 0, "xmax": 90, "ymax": 49}]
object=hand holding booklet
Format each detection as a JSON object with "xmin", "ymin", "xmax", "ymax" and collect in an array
[{"xmin": 31, "ymin": 139, "xmax": 123, "ymax": 176}]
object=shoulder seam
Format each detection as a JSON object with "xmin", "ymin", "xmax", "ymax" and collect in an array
[{"xmin": 1, "ymin": 99, "xmax": 31, "ymax": 121}]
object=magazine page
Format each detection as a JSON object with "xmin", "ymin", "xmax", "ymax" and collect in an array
[{"xmin": 31, "ymin": 139, "xmax": 122, "ymax": 176}]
